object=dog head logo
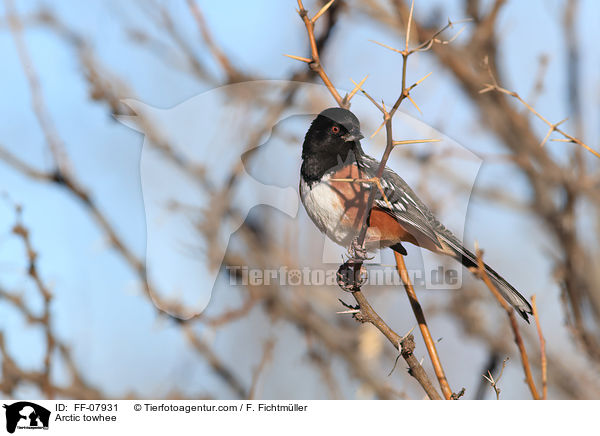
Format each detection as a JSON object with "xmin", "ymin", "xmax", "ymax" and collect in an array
[
  {"xmin": 3, "ymin": 402, "xmax": 50, "ymax": 433},
  {"xmin": 118, "ymin": 80, "xmax": 481, "ymax": 318}
]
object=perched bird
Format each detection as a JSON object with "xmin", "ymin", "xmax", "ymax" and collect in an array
[{"xmin": 300, "ymin": 107, "xmax": 532, "ymax": 321}]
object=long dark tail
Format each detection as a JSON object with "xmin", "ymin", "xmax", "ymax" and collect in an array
[
  {"xmin": 453, "ymin": 245, "xmax": 532, "ymax": 322},
  {"xmin": 391, "ymin": 241, "xmax": 532, "ymax": 322}
]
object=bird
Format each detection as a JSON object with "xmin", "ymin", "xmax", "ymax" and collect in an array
[{"xmin": 299, "ymin": 107, "xmax": 532, "ymax": 322}]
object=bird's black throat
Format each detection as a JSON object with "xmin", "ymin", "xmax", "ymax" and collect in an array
[{"xmin": 301, "ymin": 143, "xmax": 364, "ymax": 186}]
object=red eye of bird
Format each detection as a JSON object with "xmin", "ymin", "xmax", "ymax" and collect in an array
[{"xmin": 331, "ymin": 125, "xmax": 340, "ymax": 134}]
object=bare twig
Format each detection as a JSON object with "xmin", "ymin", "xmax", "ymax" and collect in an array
[
  {"xmin": 482, "ymin": 357, "xmax": 509, "ymax": 400},
  {"xmin": 480, "ymin": 84, "xmax": 600, "ymax": 159},
  {"xmin": 350, "ymin": 291, "xmax": 442, "ymax": 400},
  {"xmin": 247, "ymin": 339, "xmax": 275, "ymax": 400},
  {"xmin": 531, "ymin": 295, "xmax": 547, "ymax": 399},
  {"xmin": 394, "ymin": 252, "xmax": 454, "ymax": 399},
  {"xmin": 292, "ymin": 0, "xmax": 345, "ymax": 107},
  {"xmin": 474, "ymin": 245, "xmax": 540, "ymax": 400}
]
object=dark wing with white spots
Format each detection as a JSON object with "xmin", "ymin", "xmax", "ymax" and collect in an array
[{"xmin": 358, "ymin": 154, "xmax": 448, "ymax": 250}]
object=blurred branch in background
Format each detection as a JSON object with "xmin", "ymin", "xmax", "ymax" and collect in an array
[
  {"xmin": 473, "ymin": 245, "xmax": 539, "ymax": 399},
  {"xmin": 0, "ymin": 204, "xmax": 101, "ymax": 399}
]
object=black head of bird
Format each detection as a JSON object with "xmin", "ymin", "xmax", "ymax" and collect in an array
[{"xmin": 302, "ymin": 107, "xmax": 364, "ymax": 159}]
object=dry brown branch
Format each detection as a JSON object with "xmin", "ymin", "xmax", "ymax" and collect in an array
[
  {"xmin": 448, "ymin": 284, "xmax": 600, "ymax": 399},
  {"xmin": 247, "ymin": 339, "xmax": 275, "ymax": 400},
  {"xmin": 292, "ymin": 0, "xmax": 344, "ymax": 107},
  {"xmin": 394, "ymin": 252, "xmax": 453, "ymax": 399},
  {"xmin": 531, "ymin": 295, "xmax": 547, "ymax": 399},
  {"xmin": 350, "ymin": 291, "xmax": 442, "ymax": 400},
  {"xmin": 306, "ymin": 348, "xmax": 342, "ymax": 399},
  {"xmin": 11, "ymin": 217, "xmax": 53, "ymax": 398},
  {"xmin": 474, "ymin": 245, "xmax": 540, "ymax": 400},
  {"xmin": 203, "ymin": 292, "xmax": 259, "ymax": 328}
]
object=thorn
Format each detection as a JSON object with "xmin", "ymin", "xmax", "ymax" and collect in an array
[
  {"xmin": 401, "ymin": 325, "xmax": 417, "ymax": 341},
  {"xmin": 406, "ymin": 0, "xmax": 415, "ymax": 51},
  {"xmin": 347, "ymin": 75, "xmax": 368, "ymax": 102},
  {"xmin": 443, "ymin": 25, "xmax": 467, "ymax": 44},
  {"xmin": 350, "ymin": 78, "xmax": 385, "ymax": 113},
  {"xmin": 370, "ymin": 39, "xmax": 404, "ymax": 55},
  {"xmin": 410, "ymin": 71, "xmax": 433, "ymax": 89},
  {"xmin": 283, "ymin": 54, "xmax": 312, "ymax": 63},
  {"xmin": 311, "ymin": 0, "xmax": 335, "ymax": 24},
  {"xmin": 407, "ymin": 94, "xmax": 422, "ymax": 115},
  {"xmin": 370, "ymin": 120, "xmax": 386, "ymax": 138},
  {"xmin": 392, "ymin": 138, "xmax": 441, "ymax": 146},
  {"xmin": 539, "ymin": 127, "xmax": 553, "ymax": 148},
  {"xmin": 336, "ymin": 309, "xmax": 361, "ymax": 314},
  {"xmin": 555, "ymin": 117, "xmax": 569, "ymax": 127}
]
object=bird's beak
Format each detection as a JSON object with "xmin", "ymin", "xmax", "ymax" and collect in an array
[{"xmin": 342, "ymin": 130, "xmax": 364, "ymax": 142}]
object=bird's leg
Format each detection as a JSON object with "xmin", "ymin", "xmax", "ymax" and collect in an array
[
  {"xmin": 336, "ymin": 237, "xmax": 372, "ymax": 291},
  {"xmin": 348, "ymin": 236, "xmax": 369, "ymax": 261}
]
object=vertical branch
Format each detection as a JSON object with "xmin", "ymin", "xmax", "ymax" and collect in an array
[
  {"xmin": 531, "ymin": 295, "xmax": 547, "ymax": 400},
  {"xmin": 474, "ymin": 247, "xmax": 540, "ymax": 400},
  {"xmin": 247, "ymin": 339, "xmax": 275, "ymax": 400},
  {"xmin": 293, "ymin": 0, "xmax": 345, "ymax": 107},
  {"xmin": 394, "ymin": 252, "xmax": 453, "ymax": 399}
]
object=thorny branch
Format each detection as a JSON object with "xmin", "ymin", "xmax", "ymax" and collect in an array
[
  {"xmin": 482, "ymin": 357, "xmax": 509, "ymax": 400},
  {"xmin": 480, "ymin": 83, "xmax": 600, "ymax": 159}
]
